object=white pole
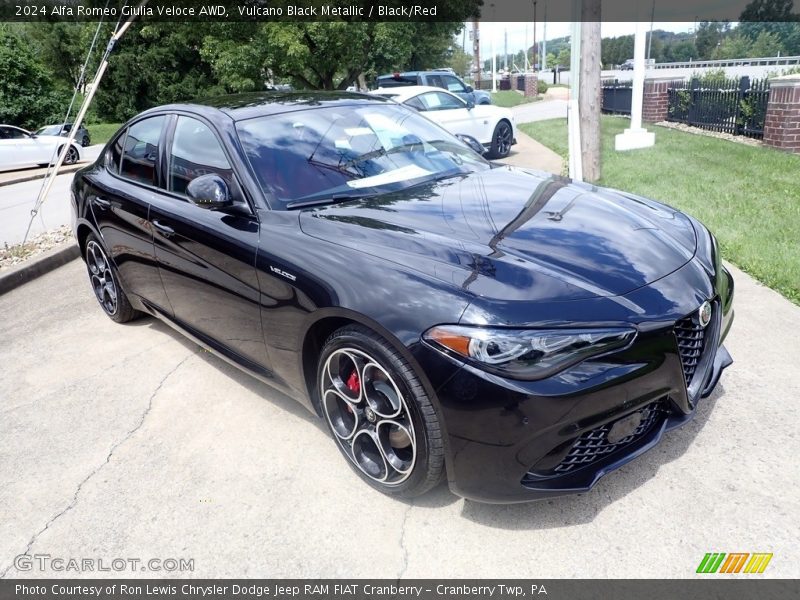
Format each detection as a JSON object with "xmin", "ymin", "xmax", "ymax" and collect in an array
[
  {"xmin": 614, "ymin": 20, "xmax": 655, "ymax": 150},
  {"xmin": 492, "ymin": 24, "xmax": 497, "ymax": 92},
  {"xmin": 27, "ymin": 1, "xmax": 149, "ymax": 241},
  {"xmin": 630, "ymin": 20, "xmax": 645, "ymax": 130},
  {"xmin": 568, "ymin": 17, "xmax": 582, "ymax": 181}
]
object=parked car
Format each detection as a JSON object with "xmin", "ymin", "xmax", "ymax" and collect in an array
[
  {"xmin": 72, "ymin": 92, "xmax": 733, "ymax": 503},
  {"xmin": 376, "ymin": 70, "xmax": 492, "ymax": 105},
  {"xmin": 36, "ymin": 122, "xmax": 91, "ymax": 147},
  {"xmin": 620, "ymin": 59, "xmax": 635, "ymax": 70},
  {"xmin": 373, "ymin": 85, "xmax": 516, "ymax": 158},
  {"xmin": 0, "ymin": 124, "xmax": 81, "ymax": 170}
]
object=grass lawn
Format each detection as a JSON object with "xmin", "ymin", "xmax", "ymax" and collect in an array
[
  {"xmin": 519, "ymin": 116, "xmax": 800, "ymax": 305},
  {"xmin": 490, "ymin": 91, "xmax": 539, "ymax": 108},
  {"xmin": 86, "ymin": 123, "xmax": 122, "ymax": 146}
]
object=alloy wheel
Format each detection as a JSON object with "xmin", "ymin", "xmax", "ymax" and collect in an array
[
  {"xmin": 496, "ymin": 123, "xmax": 512, "ymax": 156},
  {"xmin": 63, "ymin": 146, "xmax": 78, "ymax": 165},
  {"xmin": 320, "ymin": 348, "xmax": 417, "ymax": 485},
  {"xmin": 86, "ymin": 240, "xmax": 118, "ymax": 316}
]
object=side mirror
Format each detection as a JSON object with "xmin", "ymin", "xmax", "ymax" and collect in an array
[
  {"xmin": 186, "ymin": 174, "xmax": 232, "ymax": 209},
  {"xmin": 455, "ymin": 133, "xmax": 486, "ymax": 155},
  {"xmin": 465, "ymin": 85, "xmax": 474, "ymax": 93},
  {"xmin": 465, "ymin": 98, "xmax": 475, "ymax": 110}
]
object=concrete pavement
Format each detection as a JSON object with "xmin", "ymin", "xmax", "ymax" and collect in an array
[
  {"xmin": 511, "ymin": 98, "xmax": 568, "ymax": 124},
  {"xmin": 1, "ymin": 260, "xmax": 798, "ymax": 578}
]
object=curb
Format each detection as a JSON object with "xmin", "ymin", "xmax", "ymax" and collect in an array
[
  {"xmin": 0, "ymin": 164, "xmax": 85, "ymax": 188},
  {"xmin": 0, "ymin": 243, "xmax": 80, "ymax": 296}
]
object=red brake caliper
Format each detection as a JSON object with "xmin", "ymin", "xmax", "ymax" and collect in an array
[{"xmin": 346, "ymin": 369, "xmax": 361, "ymax": 395}]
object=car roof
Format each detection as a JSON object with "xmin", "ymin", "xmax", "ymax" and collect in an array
[
  {"xmin": 138, "ymin": 91, "xmax": 391, "ymax": 123},
  {"xmin": 373, "ymin": 85, "xmax": 453, "ymax": 102}
]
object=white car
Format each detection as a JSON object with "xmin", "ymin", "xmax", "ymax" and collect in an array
[
  {"xmin": 373, "ymin": 85, "xmax": 516, "ymax": 158},
  {"xmin": 0, "ymin": 124, "xmax": 82, "ymax": 171}
]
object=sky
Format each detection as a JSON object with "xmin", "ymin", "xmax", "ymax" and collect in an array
[{"xmin": 463, "ymin": 22, "xmax": 696, "ymax": 59}]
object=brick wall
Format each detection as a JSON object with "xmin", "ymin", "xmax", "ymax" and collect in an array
[
  {"xmin": 763, "ymin": 76, "xmax": 800, "ymax": 154},
  {"xmin": 642, "ymin": 78, "xmax": 682, "ymax": 123},
  {"xmin": 524, "ymin": 74, "xmax": 538, "ymax": 98}
]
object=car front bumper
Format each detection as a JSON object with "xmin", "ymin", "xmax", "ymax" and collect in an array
[{"xmin": 424, "ymin": 261, "xmax": 734, "ymax": 503}]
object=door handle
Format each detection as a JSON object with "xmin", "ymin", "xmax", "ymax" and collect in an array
[
  {"xmin": 152, "ymin": 219, "xmax": 175, "ymax": 237},
  {"xmin": 93, "ymin": 197, "xmax": 111, "ymax": 209}
]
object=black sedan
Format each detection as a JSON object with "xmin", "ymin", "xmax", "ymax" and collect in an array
[{"xmin": 71, "ymin": 92, "xmax": 733, "ymax": 503}]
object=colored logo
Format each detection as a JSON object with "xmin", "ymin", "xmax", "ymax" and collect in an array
[
  {"xmin": 696, "ymin": 552, "xmax": 773, "ymax": 574},
  {"xmin": 698, "ymin": 301, "xmax": 712, "ymax": 328}
]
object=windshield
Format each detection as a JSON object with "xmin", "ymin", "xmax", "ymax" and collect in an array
[
  {"xmin": 37, "ymin": 125, "xmax": 62, "ymax": 136},
  {"xmin": 236, "ymin": 102, "xmax": 490, "ymax": 207}
]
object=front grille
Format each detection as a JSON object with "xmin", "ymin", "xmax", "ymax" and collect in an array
[
  {"xmin": 532, "ymin": 402, "xmax": 666, "ymax": 477},
  {"xmin": 674, "ymin": 313, "xmax": 707, "ymax": 386}
]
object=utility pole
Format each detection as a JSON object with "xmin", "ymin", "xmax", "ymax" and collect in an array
[
  {"xmin": 533, "ymin": 1, "xmax": 537, "ymax": 71},
  {"xmin": 542, "ymin": 1, "xmax": 547, "ymax": 70},
  {"xmin": 472, "ymin": 18, "xmax": 481, "ymax": 88},
  {"xmin": 579, "ymin": 0, "xmax": 601, "ymax": 182},
  {"xmin": 504, "ymin": 28, "xmax": 508, "ymax": 71}
]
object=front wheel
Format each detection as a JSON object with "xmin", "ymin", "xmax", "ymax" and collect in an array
[
  {"xmin": 487, "ymin": 120, "xmax": 513, "ymax": 158},
  {"xmin": 317, "ymin": 325, "xmax": 445, "ymax": 498},
  {"xmin": 61, "ymin": 145, "xmax": 79, "ymax": 165}
]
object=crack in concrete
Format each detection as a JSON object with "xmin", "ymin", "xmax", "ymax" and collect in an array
[
  {"xmin": 0, "ymin": 353, "xmax": 193, "ymax": 579},
  {"xmin": 397, "ymin": 501, "xmax": 414, "ymax": 580}
]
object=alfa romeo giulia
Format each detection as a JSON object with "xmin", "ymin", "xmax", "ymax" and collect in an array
[{"xmin": 71, "ymin": 92, "xmax": 733, "ymax": 503}]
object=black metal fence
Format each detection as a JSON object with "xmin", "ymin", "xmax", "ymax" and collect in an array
[
  {"xmin": 601, "ymin": 80, "xmax": 633, "ymax": 115},
  {"xmin": 667, "ymin": 76, "xmax": 770, "ymax": 139}
]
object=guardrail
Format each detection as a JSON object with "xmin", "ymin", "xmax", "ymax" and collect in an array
[{"xmin": 651, "ymin": 56, "xmax": 800, "ymax": 70}]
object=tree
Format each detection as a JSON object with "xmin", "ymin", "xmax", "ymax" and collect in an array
[
  {"xmin": 750, "ymin": 30, "xmax": 784, "ymax": 56},
  {"xmin": 712, "ymin": 33, "xmax": 753, "ymax": 59},
  {"xmin": 0, "ymin": 24, "xmax": 69, "ymax": 128},
  {"xmin": 447, "ymin": 42, "xmax": 471, "ymax": 78},
  {"xmin": 557, "ymin": 47, "xmax": 570, "ymax": 68},
  {"xmin": 738, "ymin": 0, "xmax": 800, "ymax": 55},
  {"xmin": 695, "ymin": 21, "xmax": 730, "ymax": 59}
]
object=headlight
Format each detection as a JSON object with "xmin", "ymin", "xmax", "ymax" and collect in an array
[{"xmin": 423, "ymin": 325, "xmax": 636, "ymax": 380}]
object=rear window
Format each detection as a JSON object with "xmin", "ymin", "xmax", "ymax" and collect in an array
[{"xmin": 376, "ymin": 75, "xmax": 418, "ymax": 88}]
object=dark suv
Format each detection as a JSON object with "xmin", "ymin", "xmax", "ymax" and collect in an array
[
  {"xmin": 376, "ymin": 70, "xmax": 492, "ymax": 105},
  {"xmin": 36, "ymin": 122, "xmax": 91, "ymax": 147}
]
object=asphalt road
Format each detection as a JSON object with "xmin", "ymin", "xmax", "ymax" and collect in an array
[
  {"xmin": 1, "ymin": 259, "xmax": 798, "ymax": 578},
  {"xmin": 0, "ymin": 146, "xmax": 102, "ymax": 247}
]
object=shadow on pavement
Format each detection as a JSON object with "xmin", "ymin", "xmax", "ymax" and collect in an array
[{"xmin": 122, "ymin": 313, "xmax": 724, "ymax": 521}]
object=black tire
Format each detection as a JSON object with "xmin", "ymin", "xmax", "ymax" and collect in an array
[
  {"xmin": 60, "ymin": 145, "xmax": 79, "ymax": 165},
  {"xmin": 487, "ymin": 120, "xmax": 513, "ymax": 159},
  {"xmin": 84, "ymin": 234, "xmax": 140, "ymax": 323},
  {"xmin": 81, "ymin": 136, "xmax": 90, "ymax": 147},
  {"xmin": 316, "ymin": 324, "xmax": 445, "ymax": 498}
]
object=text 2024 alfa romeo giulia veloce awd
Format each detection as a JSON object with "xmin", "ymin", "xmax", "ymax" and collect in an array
[{"xmin": 71, "ymin": 92, "xmax": 733, "ymax": 503}]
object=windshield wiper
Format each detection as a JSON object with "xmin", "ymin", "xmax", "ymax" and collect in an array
[{"xmin": 286, "ymin": 192, "xmax": 374, "ymax": 210}]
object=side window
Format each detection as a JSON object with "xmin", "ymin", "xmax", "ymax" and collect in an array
[
  {"xmin": 168, "ymin": 116, "xmax": 234, "ymax": 196},
  {"xmin": 404, "ymin": 96, "xmax": 426, "ymax": 111},
  {"xmin": 419, "ymin": 92, "xmax": 465, "ymax": 111},
  {"xmin": 443, "ymin": 75, "xmax": 467, "ymax": 93},
  {"xmin": 427, "ymin": 74, "xmax": 445, "ymax": 89},
  {"xmin": 106, "ymin": 130, "xmax": 125, "ymax": 174},
  {"xmin": 6, "ymin": 127, "xmax": 29, "ymax": 140},
  {"xmin": 0, "ymin": 127, "xmax": 10, "ymax": 140},
  {"xmin": 119, "ymin": 116, "xmax": 165, "ymax": 185}
]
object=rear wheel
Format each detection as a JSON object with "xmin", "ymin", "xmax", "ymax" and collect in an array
[
  {"xmin": 487, "ymin": 120, "xmax": 513, "ymax": 158},
  {"xmin": 317, "ymin": 325, "xmax": 444, "ymax": 498},
  {"xmin": 81, "ymin": 136, "xmax": 90, "ymax": 147},
  {"xmin": 84, "ymin": 234, "xmax": 140, "ymax": 323}
]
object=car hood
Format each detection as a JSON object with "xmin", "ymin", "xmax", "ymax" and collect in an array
[{"xmin": 298, "ymin": 167, "xmax": 697, "ymax": 301}]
